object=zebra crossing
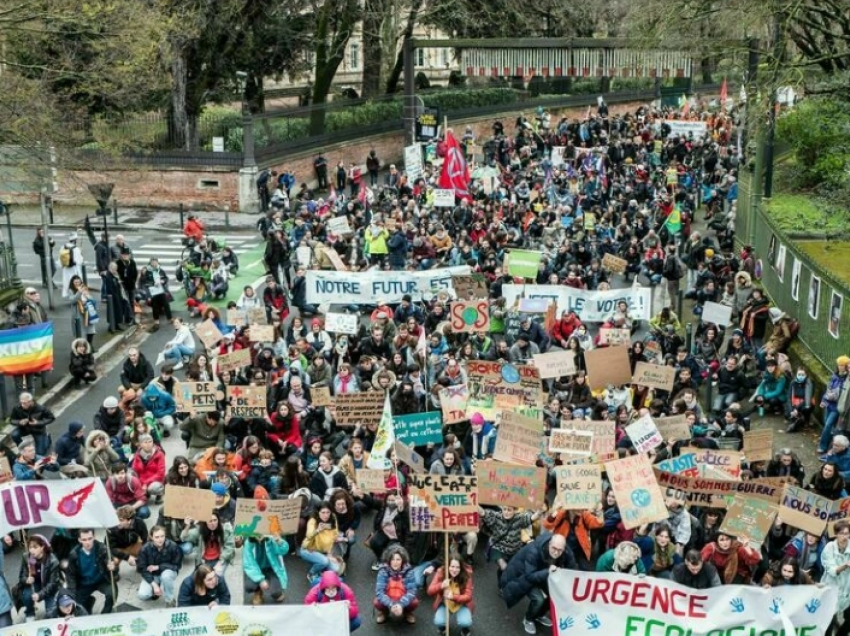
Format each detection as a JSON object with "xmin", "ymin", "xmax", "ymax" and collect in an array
[{"xmin": 130, "ymin": 233, "xmax": 259, "ymax": 262}]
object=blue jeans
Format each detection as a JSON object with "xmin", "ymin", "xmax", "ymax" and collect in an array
[
  {"xmin": 412, "ymin": 560, "xmax": 438, "ymax": 589},
  {"xmin": 21, "ymin": 585, "xmax": 56, "ymax": 617},
  {"xmin": 525, "ymin": 586, "xmax": 548, "ymax": 621},
  {"xmin": 164, "ymin": 344, "xmax": 195, "ymax": 362},
  {"xmin": 181, "ymin": 541, "xmax": 194, "ymax": 556},
  {"xmin": 300, "ymin": 549, "xmax": 340, "ymax": 578},
  {"xmin": 821, "ymin": 410, "xmax": 840, "ymax": 452},
  {"xmin": 138, "ymin": 570, "xmax": 178, "ymax": 602},
  {"xmin": 435, "ymin": 605, "xmax": 473, "ymax": 630},
  {"xmin": 11, "ymin": 429, "xmax": 51, "ymax": 456}
]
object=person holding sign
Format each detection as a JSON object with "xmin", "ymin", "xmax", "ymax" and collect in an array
[
  {"xmin": 699, "ymin": 532, "xmax": 760, "ymax": 584},
  {"xmin": 177, "ymin": 564, "xmax": 231, "ymax": 608},
  {"xmin": 300, "ymin": 502, "xmax": 343, "ymax": 583},
  {"xmin": 480, "ymin": 506, "xmax": 546, "ymax": 587},
  {"xmin": 305, "ymin": 571, "xmax": 362, "ymax": 632},
  {"xmin": 542, "ymin": 504, "xmax": 604, "ymax": 571},
  {"xmin": 427, "ymin": 554, "xmax": 475, "ymax": 636}
]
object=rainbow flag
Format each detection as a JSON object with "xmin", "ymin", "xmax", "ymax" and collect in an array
[{"xmin": 0, "ymin": 322, "xmax": 54, "ymax": 375}]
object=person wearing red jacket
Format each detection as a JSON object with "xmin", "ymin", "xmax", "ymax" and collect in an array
[
  {"xmin": 183, "ymin": 215, "xmax": 205, "ymax": 243},
  {"xmin": 551, "ymin": 310, "xmax": 581, "ymax": 349},
  {"xmin": 427, "ymin": 556, "xmax": 474, "ymax": 636},
  {"xmin": 130, "ymin": 434, "xmax": 166, "ymax": 502},
  {"xmin": 267, "ymin": 402, "xmax": 302, "ymax": 459},
  {"xmin": 305, "ymin": 571, "xmax": 361, "ymax": 631}
]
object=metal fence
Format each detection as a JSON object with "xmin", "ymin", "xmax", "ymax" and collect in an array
[{"xmin": 736, "ymin": 170, "xmax": 850, "ymax": 370}]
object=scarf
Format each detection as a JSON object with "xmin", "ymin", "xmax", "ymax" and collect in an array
[
  {"xmin": 712, "ymin": 541, "xmax": 740, "ymax": 583},
  {"xmin": 653, "ymin": 541, "xmax": 677, "ymax": 572},
  {"xmin": 446, "ymin": 581, "xmax": 462, "ymax": 613}
]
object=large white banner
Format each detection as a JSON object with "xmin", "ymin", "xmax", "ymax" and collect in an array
[
  {"xmin": 306, "ymin": 266, "xmax": 470, "ymax": 305},
  {"xmin": 663, "ymin": 119, "xmax": 708, "ymax": 139},
  {"xmin": 550, "ymin": 571, "xmax": 836, "ymax": 636},
  {"xmin": 17, "ymin": 602, "xmax": 348, "ymax": 636},
  {"xmin": 0, "ymin": 478, "xmax": 119, "ymax": 535},
  {"xmin": 503, "ymin": 284, "xmax": 651, "ymax": 322}
]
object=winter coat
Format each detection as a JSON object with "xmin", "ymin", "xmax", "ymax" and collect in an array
[
  {"xmin": 756, "ymin": 371, "xmax": 787, "ymax": 401},
  {"xmin": 131, "ymin": 445, "xmax": 166, "ymax": 488},
  {"xmin": 178, "ymin": 574, "xmax": 231, "ymax": 607},
  {"xmin": 141, "ymin": 381, "xmax": 176, "ymax": 419},
  {"xmin": 84, "ymin": 430, "xmax": 120, "ymax": 479},
  {"xmin": 179, "ymin": 415, "xmax": 226, "ymax": 456},
  {"xmin": 18, "ymin": 539, "xmax": 61, "ymax": 601},
  {"xmin": 480, "ymin": 510, "xmax": 535, "ymax": 560},
  {"xmin": 671, "ymin": 561, "xmax": 722, "ymax": 589},
  {"xmin": 0, "ymin": 546, "xmax": 12, "ymax": 615},
  {"xmin": 387, "ymin": 231, "xmax": 409, "ymax": 268},
  {"xmin": 106, "ymin": 473, "xmax": 147, "ymax": 506},
  {"xmin": 375, "ymin": 563, "xmax": 417, "ymax": 609},
  {"xmin": 500, "ymin": 534, "xmax": 577, "ymax": 609},
  {"xmin": 69, "ymin": 339, "xmax": 95, "ymax": 378},
  {"xmin": 365, "ymin": 227, "xmax": 389, "ymax": 255},
  {"xmin": 137, "ymin": 539, "xmax": 184, "ymax": 583},
  {"xmin": 305, "ymin": 571, "xmax": 360, "ymax": 622},
  {"xmin": 93, "ymin": 405, "xmax": 125, "ymax": 438},
  {"xmin": 179, "ymin": 522, "xmax": 236, "ymax": 566},
  {"xmin": 427, "ymin": 565, "xmax": 475, "ymax": 611},
  {"xmin": 242, "ymin": 536, "xmax": 290, "ymax": 589},
  {"xmin": 267, "ymin": 413, "xmax": 302, "ymax": 452},
  {"xmin": 542, "ymin": 510, "xmax": 603, "ymax": 560},
  {"xmin": 54, "ymin": 429, "xmax": 85, "ymax": 466},
  {"xmin": 66, "ymin": 540, "xmax": 111, "ymax": 591},
  {"xmin": 9, "ymin": 402, "xmax": 55, "ymax": 436},
  {"xmin": 121, "ymin": 355, "xmax": 155, "ymax": 389},
  {"xmin": 821, "ymin": 540, "xmax": 850, "ymax": 611},
  {"xmin": 309, "ymin": 466, "xmax": 348, "ymax": 501}
]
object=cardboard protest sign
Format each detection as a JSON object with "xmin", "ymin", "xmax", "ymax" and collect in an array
[
  {"xmin": 433, "ymin": 189, "xmax": 455, "ymax": 207},
  {"xmin": 164, "ymin": 486, "xmax": 216, "ymax": 521},
  {"xmin": 439, "ymin": 385, "xmax": 469, "ymax": 424},
  {"xmin": 625, "ymin": 414, "xmax": 664, "ymax": 454},
  {"xmin": 597, "ymin": 328, "xmax": 632, "ymax": 346},
  {"xmin": 217, "ymin": 348, "xmax": 252, "ymax": 373},
  {"xmin": 655, "ymin": 453, "xmax": 699, "ymax": 477},
  {"xmin": 312, "ymin": 386, "xmax": 332, "ymax": 407},
  {"xmin": 559, "ymin": 421, "xmax": 616, "ymax": 460},
  {"xmin": 392, "ymin": 440, "xmax": 426, "ymax": 474},
  {"xmin": 394, "ymin": 412, "xmax": 443, "ymax": 446},
  {"xmin": 693, "ymin": 448, "xmax": 743, "ymax": 479},
  {"xmin": 702, "ymin": 301, "xmax": 733, "ymax": 327},
  {"xmin": 584, "ymin": 346, "xmax": 632, "ymax": 389},
  {"xmin": 494, "ymin": 411, "xmax": 545, "ymax": 466},
  {"xmin": 226, "ymin": 309, "xmax": 246, "ymax": 326},
  {"xmin": 327, "ymin": 215, "xmax": 352, "ymax": 235},
  {"xmin": 778, "ymin": 485, "xmax": 831, "ymax": 535},
  {"xmin": 450, "ymin": 300, "xmax": 491, "ymax": 333},
  {"xmin": 249, "ymin": 324, "xmax": 275, "ymax": 342},
  {"xmin": 549, "ymin": 428, "xmax": 594, "ymax": 455},
  {"xmin": 408, "ymin": 474, "xmax": 479, "ymax": 532},
  {"xmin": 247, "ymin": 307, "xmax": 268, "ymax": 325},
  {"xmin": 476, "ymin": 460, "xmax": 547, "ymax": 508},
  {"xmin": 331, "ymin": 392, "xmax": 385, "ymax": 426},
  {"xmin": 466, "ymin": 361, "xmax": 543, "ymax": 412},
  {"xmin": 325, "ymin": 312, "xmax": 359, "ymax": 335},
  {"xmin": 226, "ymin": 385, "xmax": 267, "ymax": 419},
  {"xmin": 0, "ymin": 457, "xmax": 12, "ymax": 484},
  {"xmin": 532, "ymin": 350, "xmax": 577, "ymax": 379},
  {"xmin": 632, "ymin": 362, "xmax": 676, "ymax": 392},
  {"xmin": 606, "ymin": 455, "xmax": 668, "ymax": 529},
  {"xmin": 828, "ymin": 497, "xmax": 850, "ymax": 536},
  {"xmin": 506, "ymin": 250, "xmax": 542, "ymax": 279},
  {"xmin": 654, "ymin": 415, "xmax": 692, "ymax": 443},
  {"xmin": 553, "ymin": 464, "xmax": 602, "ymax": 510},
  {"xmin": 196, "ymin": 319, "xmax": 224, "ymax": 349},
  {"xmin": 174, "ymin": 381, "xmax": 218, "ymax": 414},
  {"xmin": 743, "ymin": 429, "xmax": 774, "ymax": 463},
  {"xmin": 719, "ymin": 495, "xmax": 777, "ymax": 547},
  {"xmin": 355, "ymin": 469, "xmax": 387, "ymax": 493},
  {"xmin": 654, "ymin": 468, "xmax": 786, "ymax": 509},
  {"xmin": 234, "ymin": 498, "xmax": 301, "ymax": 537},
  {"xmin": 320, "ymin": 246, "xmax": 348, "ymax": 271},
  {"xmin": 601, "ymin": 253, "xmax": 628, "ymax": 274},
  {"xmin": 452, "ymin": 274, "xmax": 489, "ymax": 300}
]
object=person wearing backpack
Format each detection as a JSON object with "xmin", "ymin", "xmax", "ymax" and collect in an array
[
  {"xmin": 662, "ymin": 244, "xmax": 685, "ymax": 310},
  {"xmin": 60, "ymin": 234, "xmax": 84, "ymax": 299}
]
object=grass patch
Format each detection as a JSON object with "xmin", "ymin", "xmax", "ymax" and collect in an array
[
  {"xmin": 764, "ymin": 194, "xmax": 846, "ymax": 234},
  {"xmin": 796, "ymin": 241, "xmax": 850, "ymax": 288}
]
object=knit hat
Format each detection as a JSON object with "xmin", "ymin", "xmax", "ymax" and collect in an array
[
  {"xmin": 768, "ymin": 307, "xmax": 785, "ymax": 324},
  {"xmin": 68, "ymin": 421, "xmax": 84, "ymax": 435},
  {"xmin": 838, "ymin": 356, "xmax": 850, "ymax": 367},
  {"xmin": 211, "ymin": 483, "xmax": 228, "ymax": 496},
  {"xmin": 103, "ymin": 396, "xmax": 119, "ymax": 409},
  {"xmin": 470, "ymin": 413, "xmax": 485, "ymax": 426}
]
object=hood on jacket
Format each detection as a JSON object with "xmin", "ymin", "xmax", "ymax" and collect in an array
[
  {"xmin": 67, "ymin": 421, "xmax": 85, "ymax": 436},
  {"xmin": 71, "ymin": 338, "xmax": 91, "ymax": 354},
  {"xmin": 613, "ymin": 541, "xmax": 641, "ymax": 570},
  {"xmin": 319, "ymin": 571, "xmax": 342, "ymax": 590},
  {"xmin": 85, "ymin": 429, "xmax": 111, "ymax": 449},
  {"xmin": 735, "ymin": 271, "xmax": 752, "ymax": 287}
]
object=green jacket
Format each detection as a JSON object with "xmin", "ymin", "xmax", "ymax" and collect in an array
[
  {"xmin": 180, "ymin": 522, "xmax": 236, "ymax": 565},
  {"xmin": 243, "ymin": 536, "xmax": 290, "ymax": 588}
]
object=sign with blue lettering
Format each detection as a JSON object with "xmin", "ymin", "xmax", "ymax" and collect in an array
[
  {"xmin": 306, "ymin": 266, "xmax": 471, "ymax": 305},
  {"xmin": 394, "ymin": 412, "xmax": 443, "ymax": 446},
  {"xmin": 502, "ymin": 284, "xmax": 651, "ymax": 322}
]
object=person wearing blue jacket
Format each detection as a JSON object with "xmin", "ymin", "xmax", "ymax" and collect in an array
[
  {"xmin": 374, "ymin": 545, "xmax": 419, "ymax": 624},
  {"xmin": 0, "ymin": 536, "xmax": 12, "ymax": 627},
  {"xmin": 819, "ymin": 356, "xmax": 850, "ymax": 453},
  {"xmin": 243, "ymin": 534, "xmax": 289, "ymax": 605},
  {"xmin": 755, "ymin": 360, "xmax": 787, "ymax": 415},
  {"xmin": 463, "ymin": 412, "xmax": 497, "ymax": 461},
  {"xmin": 141, "ymin": 378, "xmax": 177, "ymax": 432},
  {"xmin": 54, "ymin": 421, "xmax": 86, "ymax": 469}
]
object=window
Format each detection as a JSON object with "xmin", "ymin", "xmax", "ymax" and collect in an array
[
  {"xmin": 349, "ymin": 42, "xmax": 360, "ymax": 70},
  {"xmin": 441, "ymin": 49, "xmax": 449, "ymax": 67},
  {"xmin": 416, "ymin": 48, "xmax": 425, "ymax": 68}
]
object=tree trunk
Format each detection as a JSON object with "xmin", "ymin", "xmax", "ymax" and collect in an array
[
  {"xmin": 384, "ymin": 0, "xmax": 423, "ymax": 94},
  {"xmin": 361, "ymin": 0, "xmax": 385, "ymax": 98},
  {"xmin": 170, "ymin": 46, "xmax": 189, "ymax": 151}
]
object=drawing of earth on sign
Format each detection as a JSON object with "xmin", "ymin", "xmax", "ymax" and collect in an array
[
  {"xmin": 462, "ymin": 306, "xmax": 480, "ymax": 326},
  {"xmin": 501, "ymin": 365, "xmax": 520, "ymax": 383},
  {"xmin": 631, "ymin": 489, "xmax": 651, "ymax": 508}
]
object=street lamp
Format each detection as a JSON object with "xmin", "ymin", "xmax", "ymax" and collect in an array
[
  {"xmin": 235, "ymin": 71, "xmax": 255, "ymax": 166},
  {"xmin": 0, "ymin": 200, "xmax": 21, "ymax": 298}
]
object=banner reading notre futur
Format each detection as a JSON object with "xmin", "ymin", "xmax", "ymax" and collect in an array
[
  {"xmin": 305, "ymin": 266, "xmax": 470, "ymax": 304},
  {"xmin": 549, "ymin": 571, "xmax": 836, "ymax": 636}
]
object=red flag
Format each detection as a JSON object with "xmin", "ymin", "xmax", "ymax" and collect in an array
[
  {"xmin": 681, "ymin": 100, "xmax": 690, "ymax": 117},
  {"xmin": 719, "ymin": 78, "xmax": 728, "ymax": 109},
  {"xmin": 438, "ymin": 131, "xmax": 471, "ymax": 200}
]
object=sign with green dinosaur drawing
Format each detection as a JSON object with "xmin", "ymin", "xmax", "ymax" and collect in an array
[{"xmin": 234, "ymin": 498, "xmax": 302, "ymax": 537}]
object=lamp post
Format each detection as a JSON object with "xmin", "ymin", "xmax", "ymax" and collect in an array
[
  {"xmin": 236, "ymin": 71, "xmax": 255, "ymax": 167},
  {"xmin": 0, "ymin": 200, "xmax": 21, "ymax": 298}
]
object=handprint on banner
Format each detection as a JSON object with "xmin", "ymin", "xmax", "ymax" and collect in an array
[
  {"xmin": 769, "ymin": 598, "xmax": 784, "ymax": 615},
  {"xmin": 806, "ymin": 599, "xmax": 822, "ymax": 614},
  {"xmin": 585, "ymin": 614, "xmax": 601, "ymax": 630},
  {"xmin": 730, "ymin": 598, "xmax": 745, "ymax": 613},
  {"xmin": 559, "ymin": 616, "xmax": 574, "ymax": 631}
]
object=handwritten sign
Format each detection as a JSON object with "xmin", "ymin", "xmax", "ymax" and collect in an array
[
  {"xmin": 217, "ymin": 348, "xmax": 251, "ymax": 373},
  {"xmin": 632, "ymin": 362, "xmax": 676, "ymax": 392},
  {"xmin": 163, "ymin": 486, "xmax": 216, "ymax": 521},
  {"xmin": 196, "ymin": 319, "xmax": 224, "ymax": 349},
  {"xmin": 654, "ymin": 469, "xmax": 785, "ymax": 509},
  {"xmin": 247, "ymin": 307, "xmax": 267, "ymax": 325},
  {"xmin": 605, "ymin": 455, "xmax": 668, "ymax": 529},
  {"xmin": 320, "ymin": 245, "xmax": 348, "ymax": 271},
  {"xmin": 174, "ymin": 381, "xmax": 218, "ymax": 414},
  {"xmin": 476, "ymin": 460, "xmax": 547, "ymax": 508},
  {"xmin": 392, "ymin": 440, "xmax": 426, "ymax": 474},
  {"xmin": 249, "ymin": 325, "xmax": 275, "ymax": 342},
  {"xmin": 332, "ymin": 392, "xmax": 385, "ymax": 426},
  {"xmin": 597, "ymin": 328, "xmax": 632, "ymax": 346},
  {"xmin": 234, "ymin": 498, "xmax": 301, "ymax": 537},
  {"xmin": 601, "ymin": 253, "xmax": 628, "ymax": 274},
  {"xmin": 702, "ymin": 301, "xmax": 733, "ymax": 327},
  {"xmin": 452, "ymin": 274, "xmax": 489, "ymax": 300},
  {"xmin": 559, "ymin": 421, "xmax": 616, "ymax": 460},
  {"xmin": 312, "ymin": 386, "xmax": 332, "ymax": 407},
  {"xmin": 356, "ymin": 469, "xmax": 387, "ymax": 493},
  {"xmin": 719, "ymin": 495, "xmax": 777, "ymax": 547},
  {"xmin": 226, "ymin": 309, "xmax": 246, "ymax": 326},
  {"xmin": 778, "ymin": 484, "xmax": 831, "ymax": 535},
  {"xmin": 439, "ymin": 385, "xmax": 469, "ymax": 425},
  {"xmin": 743, "ymin": 429, "xmax": 774, "ymax": 463},
  {"xmin": 625, "ymin": 414, "xmax": 664, "ymax": 454},
  {"xmin": 584, "ymin": 346, "xmax": 632, "ymax": 390},
  {"xmin": 654, "ymin": 415, "xmax": 692, "ymax": 442},
  {"xmin": 325, "ymin": 312, "xmax": 359, "ymax": 335},
  {"xmin": 494, "ymin": 411, "xmax": 544, "ymax": 466},
  {"xmin": 693, "ymin": 448, "xmax": 742, "ymax": 479},
  {"xmin": 553, "ymin": 464, "xmax": 602, "ymax": 510},
  {"xmin": 225, "ymin": 385, "xmax": 267, "ymax": 419},
  {"xmin": 655, "ymin": 453, "xmax": 699, "ymax": 478},
  {"xmin": 828, "ymin": 497, "xmax": 850, "ymax": 536},
  {"xmin": 450, "ymin": 300, "xmax": 490, "ymax": 333},
  {"xmin": 549, "ymin": 429, "xmax": 594, "ymax": 455},
  {"xmin": 408, "ymin": 474, "xmax": 479, "ymax": 532},
  {"xmin": 433, "ymin": 189, "xmax": 455, "ymax": 207},
  {"xmin": 532, "ymin": 350, "xmax": 577, "ymax": 379},
  {"xmin": 466, "ymin": 360, "xmax": 542, "ymax": 412},
  {"xmin": 327, "ymin": 216, "xmax": 352, "ymax": 235},
  {"xmin": 394, "ymin": 412, "xmax": 443, "ymax": 446}
]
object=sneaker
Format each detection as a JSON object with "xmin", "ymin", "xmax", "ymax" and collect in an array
[
  {"xmin": 536, "ymin": 616, "xmax": 553, "ymax": 628},
  {"xmin": 371, "ymin": 562, "xmax": 381, "ymax": 572},
  {"xmin": 375, "ymin": 611, "xmax": 387, "ymax": 624},
  {"xmin": 404, "ymin": 614, "xmax": 416, "ymax": 624},
  {"xmin": 252, "ymin": 589, "xmax": 264, "ymax": 606},
  {"xmin": 460, "ymin": 629, "xmax": 471, "ymax": 636},
  {"xmin": 173, "ymin": 362, "xmax": 184, "ymax": 371},
  {"xmin": 523, "ymin": 619, "xmax": 537, "ymax": 634}
]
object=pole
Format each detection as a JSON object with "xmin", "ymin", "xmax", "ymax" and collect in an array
[
  {"xmin": 179, "ymin": 203, "xmax": 185, "ymax": 229},
  {"xmin": 445, "ymin": 533, "xmax": 451, "ymax": 636},
  {"xmin": 104, "ymin": 535, "xmax": 118, "ymax": 606},
  {"xmin": 113, "ymin": 199, "xmax": 119, "ymax": 225},
  {"xmin": 403, "ymin": 37, "xmax": 416, "ymax": 145},
  {"xmin": 4, "ymin": 209, "xmax": 13, "ymax": 252},
  {"xmin": 40, "ymin": 192, "xmax": 55, "ymax": 310},
  {"xmin": 0, "ymin": 376, "xmax": 7, "ymax": 420}
]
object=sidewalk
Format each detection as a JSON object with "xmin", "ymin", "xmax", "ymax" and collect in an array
[{"xmin": 9, "ymin": 204, "xmax": 260, "ymax": 234}]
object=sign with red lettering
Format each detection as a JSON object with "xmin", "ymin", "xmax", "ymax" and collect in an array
[
  {"xmin": 408, "ymin": 474, "xmax": 479, "ymax": 532},
  {"xmin": 438, "ymin": 385, "xmax": 469, "ymax": 425},
  {"xmin": 605, "ymin": 455, "xmax": 668, "ymax": 529},
  {"xmin": 450, "ymin": 300, "xmax": 490, "ymax": 333},
  {"xmin": 476, "ymin": 460, "xmax": 546, "ymax": 508},
  {"xmin": 549, "ymin": 570, "xmax": 837, "ymax": 636}
]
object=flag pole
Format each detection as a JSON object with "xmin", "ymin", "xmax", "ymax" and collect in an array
[{"xmin": 445, "ymin": 533, "xmax": 451, "ymax": 636}]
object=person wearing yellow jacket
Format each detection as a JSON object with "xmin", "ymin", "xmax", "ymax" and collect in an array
[
  {"xmin": 365, "ymin": 220, "xmax": 389, "ymax": 265},
  {"xmin": 299, "ymin": 502, "xmax": 343, "ymax": 584}
]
